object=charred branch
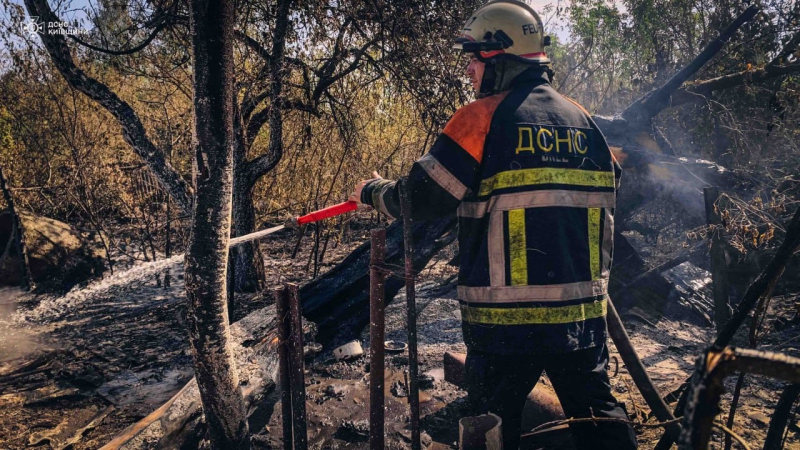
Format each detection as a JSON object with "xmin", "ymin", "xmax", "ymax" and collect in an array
[
  {"xmin": 670, "ymin": 62, "xmax": 800, "ymax": 107},
  {"xmin": 763, "ymin": 384, "xmax": 800, "ymax": 450},
  {"xmin": 622, "ymin": 6, "xmax": 759, "ymax": 127},
  {"xmin": 679, "ymin": 348, "xmax": 800, "ymax": 450},
  {"xmin": 67, "ymin": 21, "xmax": 168, "ymax": 56}
]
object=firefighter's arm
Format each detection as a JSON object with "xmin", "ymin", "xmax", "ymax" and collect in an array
[{"xmin": 352, "ymin": 94, "xmax": 504, "ymax": 220}]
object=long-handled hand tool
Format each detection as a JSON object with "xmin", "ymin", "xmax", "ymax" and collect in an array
[{"xmin": 228, "ymin": 201, "xmax": 363, "ymax": 247}]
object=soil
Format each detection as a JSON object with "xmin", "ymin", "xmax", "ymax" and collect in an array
[{"xmin": 1, "ymin": 219, "xmax": 799, "ymax": 449}]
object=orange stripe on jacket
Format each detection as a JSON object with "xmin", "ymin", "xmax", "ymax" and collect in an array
[{"xmin": 443, "ymin": 92, "xmax": 508, "ymax": 163}]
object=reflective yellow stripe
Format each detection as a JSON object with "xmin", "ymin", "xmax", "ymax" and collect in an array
[
  {"xmin": 601, "ymin": 208, "xmax": 614, "ymax": 277},
  {"xmin": 461, "ymin": 298, "xmax": 608, "ymax": 325},
  {"xmin": 479, "ymin": 168, "xmax": 615, "ymax": 196},
  {"xmin": 508, "ymin": 209, "xmax": 527, "ymax": 285},
  {"xmin": 588, "ymin": 208, "xmax": 600, "ymax": 280}
]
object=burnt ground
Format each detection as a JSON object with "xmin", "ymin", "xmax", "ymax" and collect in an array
[{"xmin": 1, "ymin": 219, "xmax": 800, "ymax": 449}]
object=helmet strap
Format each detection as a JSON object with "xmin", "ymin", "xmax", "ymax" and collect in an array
[{"xmin": 478, "ymin": 58, "xmax": 498, "ymax": 97}]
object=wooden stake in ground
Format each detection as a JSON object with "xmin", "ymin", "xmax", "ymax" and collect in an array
[
  {"xmin": 704, "ymin": 186, "xmax": 731, "ymax": 333},
  {"xmin": 184, "ymin": 0, "xmax": 249, "ymax": 447},
  {"xmin": 400, "ymin": 178, "xmax": 422, "ymax": 450},
  {"xmin": 370, "ymin": 229, "xmax": 387, "ymax": 450}
]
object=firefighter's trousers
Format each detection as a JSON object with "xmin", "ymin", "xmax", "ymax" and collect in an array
[{"xmin": 465, "ymin": 343, "xmax": 638, "ymax": 450}]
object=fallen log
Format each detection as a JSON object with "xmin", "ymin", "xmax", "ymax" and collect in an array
[{"xmin": 300, "ymin": 215, "xmax": 457, "ymax": 346}]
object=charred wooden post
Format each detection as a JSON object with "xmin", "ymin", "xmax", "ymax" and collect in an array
[
  {"xmin": 763, "ymin": 384, "xmax": 800, "ymax": 450},
  {"xmin": 400, "ymin": 178, "xmax": 421, "ymax": 450},
  {"xmin": 370, "ymin": 228, "xmax": 387, "ymax": 450},
  {"xmin": 606, "ymin": 300, "xmax": 678, "ymax": 432},
  {"xmin": 287, "ymin": 283, "xmax": 309, "ymax": 450},
  {"xmin": 704, "ymin": 187, "xmax": 731, "ymax": 333},
  {"xmin": 274, "ymin": 287, "xmax": 294, "ymax": 450},
  {"xmin": 0, "ymin": 166, "xmax": 32, "ymax": 290},
  {"xmin": 679, "ymin": 348, "xmax": 800, "ymax": 450}
]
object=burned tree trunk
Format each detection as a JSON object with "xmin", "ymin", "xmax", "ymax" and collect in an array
[
  {"xmin": 230, "ymin": 179, "xmax": 265, "ymax": 293},
  {"xmin": 230, "ymin": 97, "xmax": 264, "ymax": 294},
  {"xmin": 0, "ymin": 167, "xmax": 32, "ymax": 290},
  {"xmin": 185, "ymin": 0, "xmax": 249, "ymax": 447},
  {"xmin": 229, "ymin": 0, "xmax": 292, "ymax": 293}
]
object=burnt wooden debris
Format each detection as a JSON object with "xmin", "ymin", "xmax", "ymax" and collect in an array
[
  {"xmin": 704, "ymin": 186, "xmax": 732, "ymax": 332},
  {"xmin": 657, "ymin": 205, "xmax": 800, "ymax": 449}
]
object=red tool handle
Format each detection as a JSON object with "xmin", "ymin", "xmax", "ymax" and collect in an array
[{"xmin": 296, "ymin": 201, "xmax": 359, "ymax": 226}]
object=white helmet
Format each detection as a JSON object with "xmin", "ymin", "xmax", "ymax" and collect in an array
[{"xmin": 454, "ymin": 0, "xmax": 551, "ymax": 66}]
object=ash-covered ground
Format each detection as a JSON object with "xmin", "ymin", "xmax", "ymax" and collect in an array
[{"xmin": 1, "ymin": 225, "xmax": 799, "ymax": 449}]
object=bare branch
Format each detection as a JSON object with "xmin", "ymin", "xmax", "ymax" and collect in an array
[
  {"xmin": 23, "ymin": 0, "xmax": 193, "ymax": 213},
  {"xmin": 68, "ymin": 24, "xmax": 165, "ymax": 56}
]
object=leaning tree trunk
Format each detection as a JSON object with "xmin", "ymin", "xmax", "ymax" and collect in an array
[{"xmin": 185, "ymin": 0, "xmax": 249, "ymax": 448}]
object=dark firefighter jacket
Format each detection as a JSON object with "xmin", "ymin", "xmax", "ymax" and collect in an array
[{"xmin": 361, "ymin": 68, "xmax": 621, "ymax": 355}]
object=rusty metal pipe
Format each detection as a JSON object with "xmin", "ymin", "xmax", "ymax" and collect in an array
[
  {"xmin": 274, "ymin": 287, "xmax": 294, "ymax": 450},
  {"xmin": 287, "ymin": 283, "xmax": 308, "ymax": 450},
  {"xmin": 400, "ymin": 179, "xmax": 421, "ymax": 450},
  {"xmin": 370, "ymin": 229, "xmax": 387, "ymax": 450}
]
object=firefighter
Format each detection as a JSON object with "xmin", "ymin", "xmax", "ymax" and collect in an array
[{"xmin": 350, "ymin": 1, "xmax": 637, "ymax": 448}]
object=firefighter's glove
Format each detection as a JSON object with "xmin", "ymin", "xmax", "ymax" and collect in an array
[{"xmin": 349, "ymin": 171, "xmax": 383, "ymax": 207}]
